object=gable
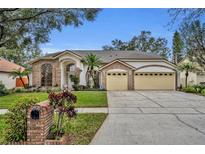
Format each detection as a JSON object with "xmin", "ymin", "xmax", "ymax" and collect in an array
[
  {"xmin": 99, "ymin": 60, "xmax": 136, "ymax": 72},
  {"xmin": 54, "ymin": 51, "xmax": 82, "ymax": 59}
]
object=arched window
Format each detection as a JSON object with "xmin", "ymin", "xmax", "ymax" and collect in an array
[
  {"xmin": 66, "ymin": 64, "xmax": 75, "ymax": 72},
  {"xmin": 41, "ymin": 64, "xmax": 52, "ymax": 86}
]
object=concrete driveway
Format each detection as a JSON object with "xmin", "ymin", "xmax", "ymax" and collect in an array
[{"xmin": 91, "ymin": 91, "xmax": 205, "ymax": 145}]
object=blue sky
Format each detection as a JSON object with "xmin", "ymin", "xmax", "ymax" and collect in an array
[{"xmin": 41, "ymin": 8, "xmax": 178, "ymax": 54}]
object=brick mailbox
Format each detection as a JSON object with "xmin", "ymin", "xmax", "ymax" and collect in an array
[{"xmin": 27, "ymin": 101, "xmax": 54, "ymax": 145}]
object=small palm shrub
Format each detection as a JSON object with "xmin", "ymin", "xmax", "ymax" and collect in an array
[
  {"xmin": 4, "ymin": 99, "xmax": 38, "ymax": 143},
  {"xmin": 201, "ymin": 89, "xmax": 205, "ymax": 96},
  {"xmin": 183, "ymin": 86, "xmax": 197, "ymax": 93}
]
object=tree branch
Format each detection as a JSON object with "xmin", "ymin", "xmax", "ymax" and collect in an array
[
  {"xmin": 0, "ymin": 8, "xmax": 19, "ymax": 13},
  {"xmin": 0, "ymin": 22, "xmax": 26, "ymax": 47},
  {"xmin": 2, "ymin": 9, "xmax": 54, "ymax": 23},
  {"xmin": 0, "ymin": 25, "xmax": 4, "ymax": 42}
]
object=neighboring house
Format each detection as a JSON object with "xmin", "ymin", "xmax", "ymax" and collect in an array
[
  {"xmin": 0, "ymin": 58, "xmax": 28, "ymax": 89},
  {"xmin": 179, "ymin": 57, "xmax": 205, "ymax": 87},
  {"xmin": 29, "ymin": 50, "xmax": 179, "ymax": 91}
]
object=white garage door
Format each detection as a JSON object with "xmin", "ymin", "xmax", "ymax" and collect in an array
[
  {"xmin": 134, "ymin": 72, "xmax": 176, "ymax": 90},
  {"xmin": 106, "ymin": 72, "xmax": 128, "ymax": 90}
]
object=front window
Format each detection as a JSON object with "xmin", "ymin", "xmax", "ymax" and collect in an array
[
  {"xmin": 66, "ymin": 64, "xmax": 75, "ymax": 72},
  {"xmin": 41, "ymin": 63, "xmax": 52, "ymax": 86}
]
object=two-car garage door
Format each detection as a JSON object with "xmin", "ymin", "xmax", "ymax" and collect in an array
[
  {"xmin": 134, "ymin": 72, "xmax": 176, "ymax": 90},
  {"xmin": 106, "ymin": 72, "xmax": 176, "ymax": 91}
]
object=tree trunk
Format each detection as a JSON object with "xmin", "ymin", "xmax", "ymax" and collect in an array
[
  {"xmin": 59, "ymin": 112, "xmax": 64, "ymax": 135},
  {"xmin": 19, "ymin": 77, "xmax": 26, "ymax": 88},
  {"xmin": 185, "ymin": 71, "xmax": 189, "ymax": 88},
  {"xmin": 175, "ymin": 53, "xmax": 178, "ymax": 64},
  {"xmin": 26, "ymin": 74, "xmax": 30, "ymax": 88},
  {"xmin": 56, "ymin": 112, "xmax": 63, "ymax": 137},
  {"xmin": 85, "ymin": 70, "xmax": 90, "ymax": 88},
  {"xmin": 90, "ymin": 70, "xmax": 97, "ymax": 88}
]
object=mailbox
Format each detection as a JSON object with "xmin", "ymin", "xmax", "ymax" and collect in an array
[{"xmin": 31, "ymin": 109, "xmax": 40, "ymax": 120}]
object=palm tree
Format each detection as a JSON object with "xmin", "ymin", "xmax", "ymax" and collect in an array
[
  {"xmin": 179, "ymin": 62, "xmax": 198, "ymax": 87},
  {"xmin": 23, "ymin": 68, "xmax": 31, "ymax": 86},
  {"xmin": 10, "ymin": 68, "xmax": 31, "ymax": 88},
  {"xmin": 83, "ymin": 53, "xmax": 102, "ymax": 88}
]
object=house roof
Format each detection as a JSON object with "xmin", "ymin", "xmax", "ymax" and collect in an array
[
  {"xmin": 30, "ymin": 50, "xmax": 164, "ymax": 64},
  {"xmin": 71, "ymin": 50, "xmax": 163, "ymax": 62},
  {"xmin": 0, "ymin": 58, "xmax": 25, "ymax": 73}
]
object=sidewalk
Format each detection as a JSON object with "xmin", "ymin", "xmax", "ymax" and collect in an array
[
  {"xmin": 0, "ymin": 108, "xmax": 108, "ymax": 115},
  {"xmin": 77, "ymin": 108, "xmax": 108, "ymax": 113},
  {"xmin": 0, "ymin": 109, "xmax": 8, "ymax": 115}
]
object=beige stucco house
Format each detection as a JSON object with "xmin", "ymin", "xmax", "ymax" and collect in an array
[
  {"xmin": 179, "ymin": 58, "xmax": 205, "ymax": 87},
  {"xmin": 29, "ymin": 50, "xmax": 179, "ymax": 91},
  {"xmin": 0, "ymin": 58, "xmax": 26, "ymax": 89}
]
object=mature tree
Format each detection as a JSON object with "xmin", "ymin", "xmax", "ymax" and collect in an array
[
  {"xmin": 180, "ymin": 20, "xmax": 205, "ymax": 70},
  {"xmin": 0, "ymin": 8, "xmax": 100, "ymax": 65},
  {"xmin": 172, "ymin": 31, "xmax": 184, "ymax": 64},
  {"xmin": 102, "ymin": 31, "xmax": 170, "ymax": 58},
  {"xmin": 83, "ymin": 53, "xmax": 102, "ymax": 88},
  {"xmin": 168, "ymin": 9, "xmax": 205, "ymax": 26},
  {"xmin": 103, "ymin": 39, "xmax": 128, "ymax": 51},
  {"xmin": 178, "ymin": 62, "xmax": 198, "ymax": 87}
]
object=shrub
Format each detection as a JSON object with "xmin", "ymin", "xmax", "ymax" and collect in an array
[
  {"xmin": 193, "ymin": 85, "xmax": 205, "ymax": 93},
  {"xmin": 36, "ymin": 87, "xmax": 41, "ymax": 92},
  {"xmin": 46, "ymin": 87, "xmax": 52, "ymax": 93},
  {"xmin": 183, "ymin": 86, "xmax": 197, "ymax": 93},
  {"xmin": 83, "ymin": 88, "xmax": 105, "ymax": 91},
  {"xmin": 51, "ymin": 87, "xmax": 61, "ymax": 92},
  {"xmin": 0, "ymin": 82, "xmax": 9, "ymax": 96},
  {"xmin": 14, "ymin": 88, "xmax": 26, "ymax": 93},
  {"xmin": 4, "ymin": 99, "xmax": 38, "ymax": 143},
  {"xmin": 70, "ymin": 75, "xmax": 80, "ymax": 91},
  {"xmin": 201, "ymin": 89, "xmax": 205, "ymax": 96}
]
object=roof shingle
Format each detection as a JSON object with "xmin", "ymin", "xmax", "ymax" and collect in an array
[
  {"xmin": 41, "ymin": 50, "xmax": 163, "ymax": 63},
  {"xmin": 0, "ymin": 58, "xmax": 25, "ymax": 73}
]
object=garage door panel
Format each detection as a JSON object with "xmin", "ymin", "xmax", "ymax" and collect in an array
[
  {"xmin": 106, "ymin": 73, "xmax": 128, "ymax": 90},
  {"xmin": 134, "ymin": 73, "xmax": 175, "ymax": 90}
]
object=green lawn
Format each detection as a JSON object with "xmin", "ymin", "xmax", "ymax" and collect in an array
[
  {"xmin": 0, "ymin": 113, "xmax": 107, "ymax": 145},
  {"xmin": 0, "ymin": 91, "xmax": 107, "ymax": 109},
  {"xmin": 0, "ymin": 92, "xmax": 48, "ymax": 109},
  {"xmin": 60, "ymin": 113, "xmax": 107, "ymax": 144},
  {"xmin": 75, "ymin": 91, "xmax": 107, "ymax": 107}
]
